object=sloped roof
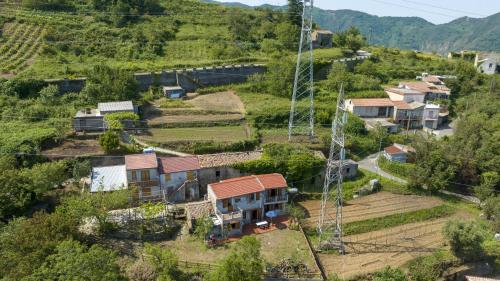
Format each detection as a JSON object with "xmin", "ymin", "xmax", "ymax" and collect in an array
[
  {"xmin": 209, "ymin": 174, "xmax": 287, "ymax": 199},
  {"xmin": 159, "ymin": 156, "xmax": 200, "ymax": 174},
  {"xmin": 91, "ymin": 165, "xmax": 128, "ymax": 192},
  {"xmin": 392, "ymin": 100, "xmax": 412, "ymax": 110},
  {"xmin": 384, "ymin": 145, "xmax": 405, "ymax": 155},
  {"xmin": 385, "ymin": 87, "xmax": 425, "ymax": 95},
  {"xmin": 125, "ymin": 153, "xmax": 158, "ymax": 170},
  {"xmin": 348, "ymin": 98, "xmax": 394, "ymax": 107},
  {"xmin": 422, "ymin": 75, "xmax": 442, "ymax": 83},
  {"xmin": 401, "ymin": 82, "xmax": 450, "ymax": 94},
  {"xmin": 98, "ymin": 101, "xmax": 134, "ymax": 112}
]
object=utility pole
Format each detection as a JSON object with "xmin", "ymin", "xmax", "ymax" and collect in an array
[
  {"xmin": 317, "ymin": 85, "xmax": 347, "ymax": 253},
  {"xmin": 288, "ymin": 0, "xmax": 315, "ymax": 140}
]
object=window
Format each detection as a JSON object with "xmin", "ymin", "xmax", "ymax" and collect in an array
[
  {"xmin": 231, "ymin": 222, "xmax": 240, "ymax": 229},
  {"xmin": 141, "ymin": 170, "xmax": 150, "ymax": 181},
  {"xmin": 234, "ymin": 197, "xmax": 241, "ymax": 203},
  {"xmin": 164, "ymin": 173, "xmax": 171, "ymax": 181},
  {"xmin": 215, "ymin": 170, "xmax": 221, "ymax": 177},
  {"xmin": 222, "ymin": 199, "xmax": 228, "ymax": 208},
  {"xmin": 131, "ymin": 171, "xmax": 137, "ymax": 181},
  {"xmin": 242, "ymin": 211, "xmax": 247, "ymax": 220},
  {"xmin": 142, "ymin": 187, "xmax": 151, "ymax": 196},
  {"xmin": 187, "ymin": 171, "xmax": 194, "ymax": 181},
  {"xmin": 255, "ymin": 192, "xmax": 260, "ymax": 200},
  {"xmin": 346, "ymin": 168, "xmax": 350, "ymax": 174}
]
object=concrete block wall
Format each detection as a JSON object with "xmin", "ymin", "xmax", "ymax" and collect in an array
[{"xmin": 47, "ymin": 64, "xmax": 267, "ymax": 94}]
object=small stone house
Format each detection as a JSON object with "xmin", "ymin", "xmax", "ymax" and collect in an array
[
  {"xmin": 383, "ymin": 145, "xmax": 408, "ymax": 163},
  {"xmin": 312, "ymin": 30, "xmax": 333, "ymax": 48}
]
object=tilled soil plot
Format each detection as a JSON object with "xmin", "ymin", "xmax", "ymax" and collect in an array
[
  {"xmin": 301, "ymin": 192, "xmax": 442, "ymax": 227},
  {"xmin": 318, "ymin": 212, "xmax": 471, "ymax": 279}
]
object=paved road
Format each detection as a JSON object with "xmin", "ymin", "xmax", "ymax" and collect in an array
[
  {"xmin": 357, "ymin": 153, "xmax": 480, "ymax": 204},
  {"xmin": 358, "ymin": 152, "xmax": 408, "ymax": 184}
]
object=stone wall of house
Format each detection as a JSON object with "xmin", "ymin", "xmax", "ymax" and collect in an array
[
  {"xmin": 198, "ymin": 166, "xmax": 251, "ymax": 196},
  {"xmin": 47, "ymin": 64, "xmax": 266, "ymax": 94}
]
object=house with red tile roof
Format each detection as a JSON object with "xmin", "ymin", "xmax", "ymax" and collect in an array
[
  {"xmin": 125, "ymin": 153, "xmax": 161, "ymax": 200},
  {"xmin": 383, "ymin": 144, "xmax": 408, "ymax": 163},
  {"xmin": 207, "ymin": 173, "xmax": 288, "ymax": 236}
]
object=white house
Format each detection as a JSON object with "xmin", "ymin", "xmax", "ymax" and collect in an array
[
  {"xmin": 385, "ymin": 87, "xmax": 426, "ymax": 103},
  {"xmin": 423, "ymin": 103, "xmax": 440, "ymax": 130},
  {"xmin": 207, "ymin": 174, "xmax": 288, "ymax": 236},
  {"xmin": 159, "ymin": 156, "xmax": 200, "ymax": 202},
  {"xmin": 345, "ymin": 98, "xmax": 395, "ymax": 118}
]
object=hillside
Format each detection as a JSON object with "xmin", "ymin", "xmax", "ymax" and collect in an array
[
  {"xmin": 1, "ymin": 0, "xmax": 336, "ymax": 79},
  {"xmin": 207, "ymin": 0, "xmax": 500, "ymax": 53}
]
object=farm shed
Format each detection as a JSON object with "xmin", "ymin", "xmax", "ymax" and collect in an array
[{"xmin": 163, "ymin": 86, "xmax": 186, "ymax": 99}]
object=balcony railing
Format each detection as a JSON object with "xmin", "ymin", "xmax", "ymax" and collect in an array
[
  {"xmin": 264, "ymin": 194, "xmax": 288, "ymax": 204},
  {"xmin": 130, "ymin": 180, "xmax": 159, "ymax": 188},
  {"xmin": 215, "ymin": 208, "xmax": 243, "ymax": 222}
]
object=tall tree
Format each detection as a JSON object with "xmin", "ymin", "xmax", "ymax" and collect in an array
[
  {"xmin": 24, "ymin": 239, "xmax": 124, "ymax": 281},
  {"xmin": 209, "ymin": 236, "xmax": 263, "ymax": 281},
  {"xmin": 287, "ymin": 0, "xmax": 303, "ymax": 27}
]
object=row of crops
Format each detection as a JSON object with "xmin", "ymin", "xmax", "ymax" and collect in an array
[{"xmin": 0, "ymin": 21, "xmax": 45, "ymax": 75}]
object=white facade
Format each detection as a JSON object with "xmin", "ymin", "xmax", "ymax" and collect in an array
[
  {"xmin": 422, "ymin": 104, "xmax": 440, "ymax": 130},
  {"xmin": 386, "ymin": 89, "xmax": 426, "ymax": 103}
]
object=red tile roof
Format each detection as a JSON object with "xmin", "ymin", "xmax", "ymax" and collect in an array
[
  {"xmin": 209, "ymin": 174, "xmax": 287, "ymax": 199},
  {"xmin": 159, "ymin": 156, "xmax": 200, "ymax": 174},
  {"xmin": 392, "ymin": 100, "xmax": 412, "ymax": 110},
  {"xmin": 384, "ymin": 145, "xmax": 404, "ymax": 155},
  {"xmin": 348, "ymin": 98, "xmax": 394, "ymax": 107},
  {"xmin": 401, "ymin": 82, "xmax": 450, "ymax": 94},
  {"xmin": 255, "ymin": 173, "xmax": 287, "ymax": 189},
  {"xmin": 125, "ymin": 153, "xmax": 158, "ymax": 170}
]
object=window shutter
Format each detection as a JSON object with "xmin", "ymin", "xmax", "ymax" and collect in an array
[{"xmin": 256, "ymin": 192, "xmax": 260, "ymax": 200}]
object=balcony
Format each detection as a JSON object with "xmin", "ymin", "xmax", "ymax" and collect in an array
[
  {"xmin": 264, "ymin": 194, "xmax": 288, "ymax": 204},
  {"xmin": 130, "ymin": 180, "xmax": 159, "ymax": 188},
  {"xmin": 216, "ymin": 208, "xmax": 243, "ymax": 222}
]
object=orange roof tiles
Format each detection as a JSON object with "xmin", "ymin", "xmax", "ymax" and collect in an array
[
  {"xmin": 349, "ymin": 98, "xmax": 394, "ymax": 107},
  {"xmin": 209, "ymin": 174, "xmax": 287, "ymax": 199},
  {"xmin": 159, "ymin": 156, "xmax": 200, "ymax": 174},
  {"xmin": 422, "ymin": 75, "xmax": 442, "ymax": 83},
  {"xmin": 125, "ymin": 153, "xmax": 158, "ymax": 170},
  {"xmin": 384, "ymin": 145, "xmax": 404, "ymax": 155},
  {"xmin": 392, "ymin": 100, "xmax": 412, "ymax": 110}
]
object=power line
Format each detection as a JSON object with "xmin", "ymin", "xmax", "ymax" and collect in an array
[
  {"xmin": 367, "ymin": 0, "xmax": 460, "ymax": 19},
  {"xmin": 394, "ymin": 0, "xmax": 487, "ymax": 17}
]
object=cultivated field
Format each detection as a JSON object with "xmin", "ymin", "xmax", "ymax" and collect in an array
[
  {"xmin": 300, "ymin": 192, "xmax": 442, "ymax": 227},
  {"xmin": 137, "ymin": 126, "xmax": 249, "ymax": 143},
  {"xmin": 144, "ymin": 91, "xmax": 245, "ymax": 126},
  {"xmin": 41, "ymin": 139, "xmax": 103, "ymax": 157},
  {"xmin": 0, "ymin": 22, "xmax": 45, "ymax": 77},
  {"xmin": 318, "ymin": 211, "xmax": 471, "ymax": 279}
]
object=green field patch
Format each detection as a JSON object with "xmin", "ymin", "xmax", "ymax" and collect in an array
[{"xmin": 138, "ymin": 126, "xmax": 249, "ymax": 143}]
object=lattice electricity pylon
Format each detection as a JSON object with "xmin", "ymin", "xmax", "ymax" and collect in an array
[
  {"xmin": 288, "ymin": 0, "xmax": 315, "ymax": 140},
  {"xmin": 317, "ymin": 85, "xmax": 348, "ymax": 253}
]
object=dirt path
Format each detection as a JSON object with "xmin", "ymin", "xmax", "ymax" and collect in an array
[
  {"xmin": 318, "ymin": 211, "xmax": 471, "ymax": 279},
  {"xmin": 301, "ymin": 192, "xmax": 442, "ymax": 227}
]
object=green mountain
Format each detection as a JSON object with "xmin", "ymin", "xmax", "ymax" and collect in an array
[
  {"xmin": 206, "ymin": 1, "xmax": 500, "ymax": 53},
  {"xmin": 313, "ymin": 9, "xmax": 500, "ymax": 53}
]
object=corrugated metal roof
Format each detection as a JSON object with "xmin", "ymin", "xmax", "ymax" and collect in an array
[
  {"xmin": 209, "ymin": 174, "xmax": 287, "ymax": 199},
  {"xmin": 159, "ymin": 156, "xmax": 200, "ymax": 174},
  {"xmin": 125, "ymin": 153, "xmax": 158, "ymax": 170},
  {"xmin": 91, "ymin": 165, "xmax": 128, "ymax": 192},
  {"xmin": 98, "ymin": 101, "xmax": 134, "ymax": 112}
]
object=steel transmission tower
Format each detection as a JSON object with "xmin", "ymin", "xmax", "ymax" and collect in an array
[
  {"xmin": 317, "ymin": 85, "xmax": 347, "ymax": 253},
  {"xmin": 288, "ymin": 0, "xmax": 315, "ymax": 140}
]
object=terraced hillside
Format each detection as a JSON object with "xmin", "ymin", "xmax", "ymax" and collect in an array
[{"xmin": 0, "ymin": 22, "xmax": 45, "ymax": 77}]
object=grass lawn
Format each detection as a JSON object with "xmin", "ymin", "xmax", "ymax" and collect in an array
[
  {"xmin": 157, "ymin": 228, "xmax": 318, "ymax": 272},
  {"xmin": 139, "ymin": 126, "xmax": 249, "ymax": 143}
]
